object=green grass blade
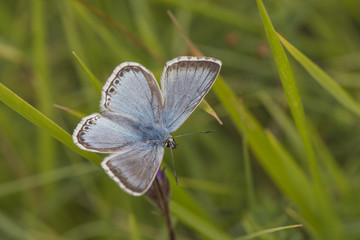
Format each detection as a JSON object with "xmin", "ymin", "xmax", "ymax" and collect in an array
[
  {"xmin": 257, "ymin": 91, "xmax": 304, "ymax": 158},
  {"xmin": 59, "ymin": 0, "xmax": 98, "ymax": 99},
  {"xmin": 277, "ymin": 33, "xmax": 360, "ymax": 116},
  {"xmin": 21, "ymin": 212, "xmax": 67, "ymax": 240},
  {"xmin": 0, "ymin": 83, "xmax": 101, "ymax": 165},
  {"xmin": 72, "ymin": 51, "xmax": 102, "ymax": 93},
  {"xmin": 0, "ymin": 211, "xmax": 38, "ymax": 240},
  {"xmin": 75, "ymin": 0, "xmax": 163, "ymax": 63},
  {"xmin": 53, "ymin": 104, "xmax": 86, "ymax": 118},
  {"xmin": 129, "ymin": 213, "xmax": 141, "ymax": 240},
  {"xmin": 199, "ymin": 100, "xmax": 223, "ymax": 125},
  {"xmin": 258, "ymin": 91, "xmax": 350, "ymax": 196},
  {"xmin": 31, "ymin": 0, "xmax": 55, "ymax": 184},
  {"xmin": 0, "ymin": 40, "xmax": 27, "ymax": 64},
  {"xmin": 0, "ymin": 163, "xmax": 96, "ymax": 198},
  {"xmin": 148, "ymin": 0, "xmax": 260, "ymax": 35},
  {"xmin": 310, "ymin": 124, "xmax": 351, "ymax": 196},
  {"xmin": 32, "ymin": 0, "xmax": 52, "ymax": 116},
  {"xmin": 256, "ymin": 1, "xmax": 342, "ymax": 238},
  {"xmin": 179, "ymin": 177, "xmax": 232, "ymax": 195},
  {"xmin": 213, "ymin": 74, "xmax": 344, "ymax": 239},
  {"xmin": 170, "ymin": 201, "xmax": 232, "ymax": 240},
  {"xmin": 241, "ymin": 110, "xmax": 255, "ymax": 208},
  {"xmin": 213, "ymin": 76, "xmax": 313, "ymax": 216},
  {"xmin": 235, "ymin": 224, "xmax": 302, "ymax": 240},
  {"xmin": 167, "ymin": 171, "xmax": 214, "ymax": 220},
  {"xmin": 72, "ymin": 4, "xmax": 136, "ymax": 63},
  {"xmin": 237, "ymin": 101, "xmax": 313, "ymax": 213},
  {"xmin": 129, "ymin": 0, "xmax": 165, "ymax": 58},
  {"xmin": 256, "ymin": 0, "xmax": 319, "ymax": 184}
]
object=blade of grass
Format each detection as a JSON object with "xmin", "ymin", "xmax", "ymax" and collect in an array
[
  {"xmin": 129, "ymin": 213, "xmax": 141, "ymax": 240},
  {"xmin": 31, "ymin": 0, "xmax": 56, "ymax": 203},
  {"xmin": 257, "ymin": 91, "xmax": 305, "ymax": 159},
  {"xmin": 309, "ymin": 124, "xmax": 351, "ymax": 196},
  {"xmin": 241, "ymin": 105, "xmax": 255, "ymax": 208},
  {"xmin": 0, "ymin": 40, "xmax": 28, "ymax": 65},
  {"xmin": 199, "ymin": 100, "xmax": 223, "ymax": 125},
  {"xmin": 150, "ymin": 0, "xmax": 261, "ymax": 35},
  {"xmin": 167, "ymin": 171, "xmax": 214, "ymax": 221},
  {"xmin": 58, "ymin": 0, "xmax": 97, "ymax": 103},
  {"xmin": 256, "ymin": 0, "xmax": 342, "ymax": 238},
  {"xmin": 0, "ymin": 163, "xmax": 96, "ymax": 198},
  {"xmin": 72, "ymin": 2, "xmax": 139, "ymax": 62},
  {"xmin": 169, "ymin": 9, "xmax": 191, "ymax": 56},
  {"xmin": 21, "ymin": 211, "xmax": 67, "ymax": 240},
  {"xmin": 235, "ymin": 224, "xmax": 302, "ymax": 240},
  {"xmin": 221, "ymin": 81, "xmax": 343, "ymax": 239},
  {"xmin": 0, "ymin": 83, "xmax": 101, "ymax": 165},
  {"xmin": 170, "ymin": 201, "xmax": 232, "ymax": 240},
  {"xmin": 129, "ymin": 0, "xmax": 165, "ymax": 58},
  {"xmin": 75, "ymin": 0, "xmax": 164, "ymax": 63},
  {"xmin": 179, "ymin": 177, "xmax": 232, "ymax": 195},
  {"xmin": 53, "ymin": 104, "xmax": 86, "ymax": 118},
  {"xmin": 167, "ymin": 10, "xmax": 201, "ymax": 56},
  {"xmin": 341, "ymin": 0, "xmax": 360, "ymax": 26},
  {"xmin": 72, "ymin": 51, "xmax": 102, "ymax": 93},
  {"xmin": 233, "ymin": 98, "xmax": 314, "ymax": 216},
  {"xmin": 277, "ymin": 33, "xmax": 360, "ymax": 116},
  {"xmin": 258, "ymin": 91, "xmax": 350, "ymax": 196},
  {"xmin": 256, "ymin": 0, "xmax": 319, "ymax": 186},
  {"xmin": 0, "ymin": 211, "xmax": 38, "ymax": 240}
]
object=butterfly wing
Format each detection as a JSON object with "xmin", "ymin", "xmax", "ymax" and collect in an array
[
  {"xmin": 101, "ymin": 62, "xmax": 163, "ymax": 124},
  {"xmin": 101, "ymin": 143, "xmax": 164, "ymax": 196},
  {"xmin": 74, "ymin": 62, "xmax": 165, "ymax": 153},
  {"xmin": 160, "ymin": 56, "xmax": 221, "ymax": 133},
  {"xmin": 73, "ymin": 112, "xmax": 144, "ymax": 153}
]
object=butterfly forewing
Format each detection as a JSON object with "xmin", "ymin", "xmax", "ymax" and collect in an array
[
  {"xmin": 101, "ymin": 62, "xmax": 164, "ymax": 124},
  {"xmin": 160, "ymin": 57, "xmax": 221, "ymax": 133},
  {"xmin": 101, "ymin": 144, "xmax": 164, "ymax": 196}
]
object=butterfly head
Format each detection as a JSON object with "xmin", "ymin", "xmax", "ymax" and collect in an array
[{"xmin": 165, "ymin": 136, "xmax": 177, "ymax": 149}]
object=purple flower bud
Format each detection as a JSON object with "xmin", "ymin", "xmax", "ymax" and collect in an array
[{"xmin": 146, "ymin": 167, "xmax": 170, "ymax": 210}]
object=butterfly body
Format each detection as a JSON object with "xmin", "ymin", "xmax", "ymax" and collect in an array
[{"xmin": 73, "ymin": 56, "xmax": 221, "ymax": 196}]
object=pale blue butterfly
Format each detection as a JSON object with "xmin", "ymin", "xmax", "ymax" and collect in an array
[{"xmin": 73, "ymin": 56, "xmax": 222, "ymax": 196}]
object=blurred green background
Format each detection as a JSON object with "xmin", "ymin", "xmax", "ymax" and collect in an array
[{"xmin": 1, "ymin": 0, "xmax": 360, "ymax": 239}]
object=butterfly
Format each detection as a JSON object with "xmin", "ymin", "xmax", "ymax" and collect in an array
[{"xmin": 73, "ymin": 56, "xmax": 222, "ymax": 196}]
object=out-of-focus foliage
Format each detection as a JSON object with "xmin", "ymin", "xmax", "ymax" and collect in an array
[{"xmin": 0, "ymin": 0, "xmax": 360, "ymax": 239}]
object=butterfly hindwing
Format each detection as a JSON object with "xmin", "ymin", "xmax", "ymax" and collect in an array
[{"xmin": 101, "ymin": 143, "xmax": 164, "ymax": 196}]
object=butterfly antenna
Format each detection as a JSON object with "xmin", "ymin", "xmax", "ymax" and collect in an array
[
  {"xmin": 170, "ymin": 148, "xmax": 178, "ymax": 185},
  {"xmin": 174, "ymin": 130, "xmax": 216, "ymax": 138}
]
